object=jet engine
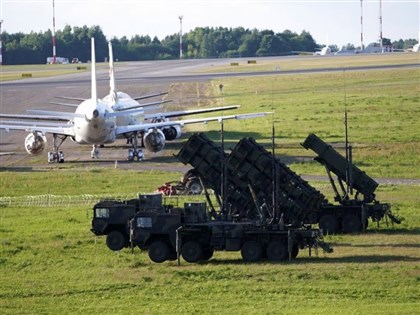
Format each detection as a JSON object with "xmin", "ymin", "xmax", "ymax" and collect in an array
[
  {"xmin": 25, "ymin": 132, "xmax": 47, "ymax": 155},
  {"xmin": 162, "ymin": 125, "xmax": 182, "ymax": 141},
  {"xmin": 143, "ymin": 128, "xmax": 165, "ymax": 153}
]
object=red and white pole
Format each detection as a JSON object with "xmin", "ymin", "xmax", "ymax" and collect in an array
[{"xmin": 52, "ymin": 0, "xmax": 56, "ymax": 63}]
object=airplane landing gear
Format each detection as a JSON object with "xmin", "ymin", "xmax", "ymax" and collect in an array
[
  {"xmin": 48, "ymin": 151, "xmax": 64, "ymax": 163},
  {"xmin": 127, "ymin": 132, "xmax": 144, "ymax": 162},
  {"xmin": 128, "ymin": 148, "xmax": 144, "ymax": 161},
  {"xmin": 91, "ymin": 145, "xmax": 100, "ymax": 159},
  {"xmin": 48, "ymin": 134, "xmax": 67, "ymax": 163}
]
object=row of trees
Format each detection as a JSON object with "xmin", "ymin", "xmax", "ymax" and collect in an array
[
  {"xmin": 2, "ymin": 25, "xmax": 417, "ymax": 65},
  {"xmin": 2, "ymin": 25, "xmax": 318, "ymax": 64}
]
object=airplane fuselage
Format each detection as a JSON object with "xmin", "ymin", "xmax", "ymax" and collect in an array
[
  {"xmin": 73, "ymin": 99, "xmax": 116, "ymax": 144},
  {"xmin": 103, "ymin": 91, "xmax": 146, "ymax": 136}
]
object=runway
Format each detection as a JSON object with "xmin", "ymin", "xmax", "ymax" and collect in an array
[{"xmin": 1, "ymin": 55, "xmax": 418, "ymax": 169}]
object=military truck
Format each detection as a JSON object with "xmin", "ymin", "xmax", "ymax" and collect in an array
[
  {"xmin": 301, "ymin": 133, "xmax": 399, "ymax": 233},
  {"xmin": 91, "ymin": 194, "xmax": 163, "ymax": 251},
  {"xmin": 130, "ymin": 201, "xmax": 332, "ymax": 264}
]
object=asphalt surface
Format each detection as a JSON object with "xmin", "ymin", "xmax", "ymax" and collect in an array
[{"xmin": 1, "ymin": 55, "xmax": 419, "ymax": 186}]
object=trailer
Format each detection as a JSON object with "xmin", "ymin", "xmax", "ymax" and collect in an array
[
  {"xmin": 130, "ymin": 201, "xmax": 332, "ymax": 264},
  {"xmin": 176, "ymin": 133, "xmax": 327, "ymax": 226}
]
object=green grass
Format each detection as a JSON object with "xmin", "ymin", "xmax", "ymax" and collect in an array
[
  {"xmin": 194, "ymin": 67, "xmax": 419, "ymax": 179},
  {"xmin": 0, "ymin": 63, "xmax": 109, "ymax": 81},
  {"xmin": 0, "ymin": 183, "xmax": 419, "ymax": 314},
  {"xmin": 203, "ymin": 53, "xmax": 420, "ymax": 73}
]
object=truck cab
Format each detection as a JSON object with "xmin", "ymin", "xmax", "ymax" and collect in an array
[{"xmin": 91, "ymin": 194, "xmax": 163, "ymax": 251}]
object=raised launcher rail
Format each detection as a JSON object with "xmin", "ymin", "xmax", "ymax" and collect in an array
[
  {"xmin": 176, "ymin": 133, "xmax": 327, "ymax": 227},
  {"xmin": 301, "ymin": 133, "xmax": 400, "ymax": 233},
  {"xmin": 301, "ymin": 133, "xmax": 377, "ymax": 202}
]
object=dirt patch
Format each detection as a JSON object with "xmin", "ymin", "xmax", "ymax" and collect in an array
[{"xmin": 167, "ymin": 82, "xmax": 220, "ymax": 109}]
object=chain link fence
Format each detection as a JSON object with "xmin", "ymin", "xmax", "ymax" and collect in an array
[{"xmin": 0, "ymin": 194, "xmax": 140, "ymax": 208}]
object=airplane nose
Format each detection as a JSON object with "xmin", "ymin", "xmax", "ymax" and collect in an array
[{"xmin": 92, "ymin": 109, "xmax": 99, "ymax": 118}]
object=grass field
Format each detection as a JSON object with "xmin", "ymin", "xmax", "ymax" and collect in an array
[
  {"xmin": 1, "ymin": 55, "xmax": 419, "ymax": 314},
  {"xmin": 203, "ymin": 53, "xmax": 420, "ymax": 73}
]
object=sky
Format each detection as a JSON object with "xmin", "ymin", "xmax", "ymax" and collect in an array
[{"xmin": 0, "ymin": 0, "xmax": 419, "ymax": 48}]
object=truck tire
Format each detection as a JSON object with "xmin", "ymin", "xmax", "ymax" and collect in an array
[
  {"xmin": 266, "ymin": 241, "xmax": 288, "ymax": 261},
  {"xmin": 319, "ymin": 215, "xmax": 338, "ymax": 234},
  {"xmin": 106, "ymin": 231, "xmax": 126, "ymax": 251},
  {"xmin": 291, "ymin": 243, "xmax": 299, "ymax": 259},
  {"xmin": 342, "ymin": 214, "xmax": 362, "ymax": 233},
  {"xmin": 181, "ymin": 241, "xmax": 203, "ymax": 263},
  {"xmin": 201, "ymin": 247, "xmax": 214, "ymax": 261},
  {"xmin": 241, "ymin": 240, "xmax": 262, "ymax": 262},
  {"xmin": 148, "ymin": 241, "xmax": 170, "ymax": 263}
]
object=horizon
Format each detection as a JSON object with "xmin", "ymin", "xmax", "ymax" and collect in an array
[{"xmin": 1, "ymin": 0, "xmax": 419, "ymax": 48}]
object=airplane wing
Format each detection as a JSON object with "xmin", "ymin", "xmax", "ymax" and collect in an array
[
  {"xmin": 26, "ymin": 110, "xmax": 84, "ymax": 120},
  {"xmin": 0, "ymin": 120, "xmax": 72, "ymax": 127},
  {"xmin": 0, "ymin": 113, "xmax": 72, "ymax": 122},
  {"xmin": 115, "ymin": 112, "xmax": 270, "ymax": 135},
  {"xmin": 144, "ymin": 105, "xmax": 240, "ymax": 120},
  {"xmin": 133, "ymin": 92, "xmax": 168, "ymax": 101},
  {"xmin": 49, "ymin": 101, "xmax": 79, "ymax": 108},
  {"xmin": 114, "ymin": 100, "xmax": 172, "ymax": 112},
  {"xmin": 0, "ymin": 122, "xmax": 76, "ymax": 137},
  {"xmin": 55, "ymin": 96, "xmax": 86, "ymax": 102}
]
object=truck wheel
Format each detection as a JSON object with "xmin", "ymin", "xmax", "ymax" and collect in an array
[
  {"xmin": 319, "ymin": 215, "xmax": 338, "ymax": 234},
  {"xmin": 266, "ymin": 241, "xmax": 288, "ymax": 261},
  {"xmin": 148, "ymin": 241, "xmax": 170, "ymax": 263},
  {"xmin": 291, "ymin": 243, "xmax": 299, "ymax": 259},
  {"xmin": 201, "ymin": 247, "xmax": 214, "ymax": 261},
  {"xmin": 342, "ymin": 214, "xmax": 362, "ymax": 233},
  {"xmin": 181, "ymin": 241, "xmax": 203, "ymax": 263},
  {"xmin": 106, "ymin": 231, "xmax": 126, "ymax": 251},
  {"xmin": 241, "ymin": 240, "xmax": 262, "ymax": 262},
  {"xmin": 167, "ymin": 250, "xmax": 177, "ymax": 261}
]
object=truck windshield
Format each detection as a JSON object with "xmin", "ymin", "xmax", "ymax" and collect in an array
[
  {"xmin": 95, "ymin": 208, "xmax": 110, "ymax": 218},
  {"xmin": 137, "ymin": 217, "xmax": 152, "ymax": 228}
]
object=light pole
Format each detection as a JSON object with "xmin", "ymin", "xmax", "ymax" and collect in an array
[
  {"xmin": 52, "ymin": 0, "xmax": 57, "ymax": 63},
  {"xmin": 178, "ymin": 15, "xmax": 183, "ymax": 59},
  {"xmin": 0, "ymin": 19, "xmax": 3, "ymax": 65}
]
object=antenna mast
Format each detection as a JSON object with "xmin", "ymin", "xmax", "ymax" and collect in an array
[{"xmin": 343, "ymin": 69, "xmax": 353, "ymax": 196}]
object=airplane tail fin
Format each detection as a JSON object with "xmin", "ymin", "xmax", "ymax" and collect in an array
[
  {"xmin": 108, "ymin": 42, "xmax": 118, "ymax": 102},
  {"xmin": 91, "ymin": 38, "xmax": 98, "ymax": 102}
]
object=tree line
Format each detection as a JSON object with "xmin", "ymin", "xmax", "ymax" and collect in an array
[
  {"xmin": 1, "ymin": 25, "xmax": 417, "ymax": 65},
  {"xmin": 1, "ymin": 25, "xmax": 317, "ymax": 64}
]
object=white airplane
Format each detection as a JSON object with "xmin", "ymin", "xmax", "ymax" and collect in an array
[
  {"xmin": 314, "ymin": 45, "xmax": 331, "ymax": 56},
  {"xmin": 0, "ymin": 38, "xmax": 269, "ymax": 163}
]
